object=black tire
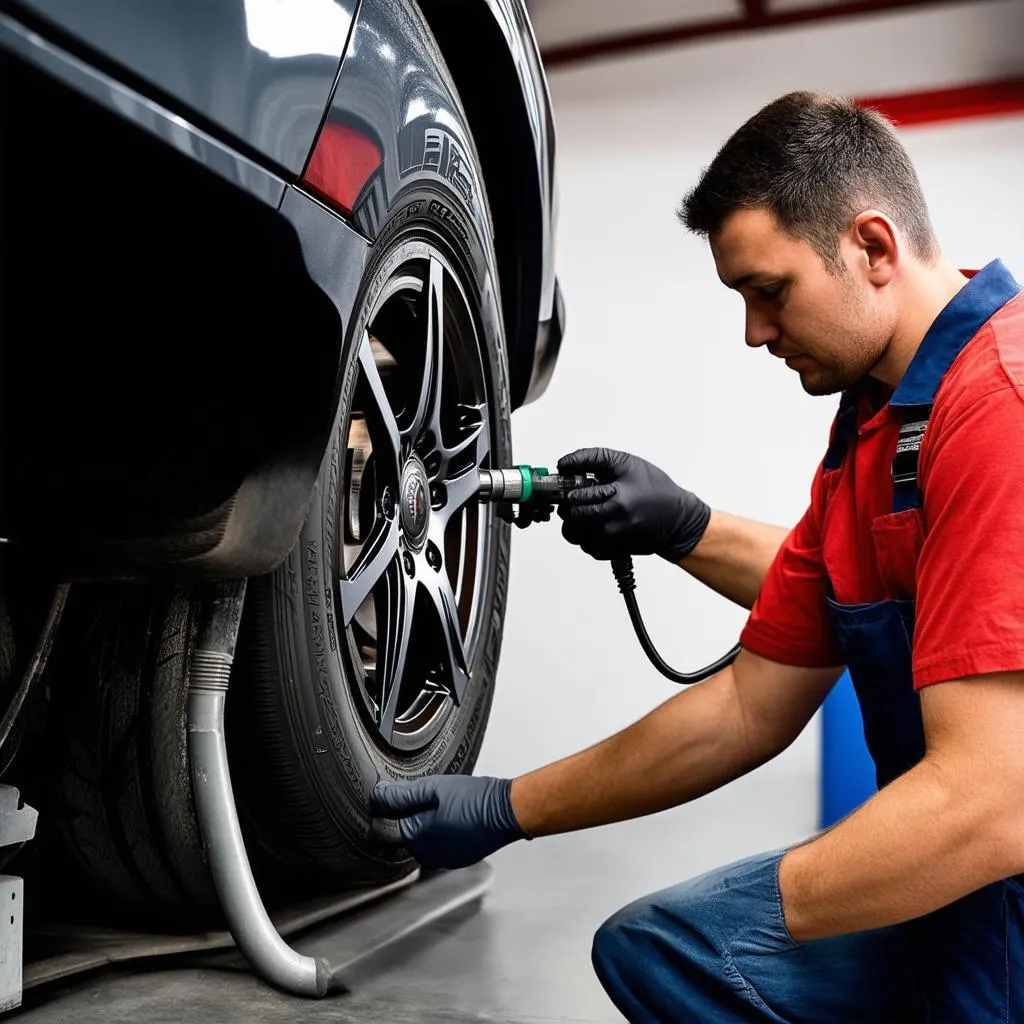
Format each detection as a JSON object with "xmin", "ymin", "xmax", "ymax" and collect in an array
[
  {"xmin": 41, "ymin": 583, "xmax": 218, "ymax": 921},
  {"xmin": 228, "ymin": 187, "xmax": 513, "ymax": 885}
]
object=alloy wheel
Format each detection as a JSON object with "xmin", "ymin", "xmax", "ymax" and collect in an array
[{"xmin": 337, "ymin": 249, "xmax": 492, "ymax": 753}]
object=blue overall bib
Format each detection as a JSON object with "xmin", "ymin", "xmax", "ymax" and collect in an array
[{"xmin": 592, "ymin": 261, "xmax": 1024, "ymax": 1023}]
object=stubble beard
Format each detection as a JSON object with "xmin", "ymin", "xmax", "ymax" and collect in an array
[{"xmin": 799, "ymin": 284, "xmax": 887, "ymax": 397}]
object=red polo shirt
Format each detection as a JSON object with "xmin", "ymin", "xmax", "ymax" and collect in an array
[{"xmin": 740, "ymin": 282, "xmax": 1024, "ymax": 689}]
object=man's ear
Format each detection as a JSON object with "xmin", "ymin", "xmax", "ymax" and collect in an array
[{"xmin": 849, "ymin": 210, "xmax": 898, "ymax": 286}]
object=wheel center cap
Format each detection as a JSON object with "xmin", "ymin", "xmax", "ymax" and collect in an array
[{"xmin": 400, "ymin": 457, "xmax": 430, "ymax": 549}]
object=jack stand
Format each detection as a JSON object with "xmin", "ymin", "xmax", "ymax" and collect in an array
[
  {"xmin": 0, "ymin": 785, "xmax": 37, "ymax": 1013},
  {"xmin": 186, "ymin": 579, "xmax": 332, "ymax": 996}
]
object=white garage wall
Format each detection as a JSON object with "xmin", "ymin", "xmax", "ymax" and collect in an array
[{"xmin": 476, "ymin": 0, "xmax": 1024, "ymax": 832}]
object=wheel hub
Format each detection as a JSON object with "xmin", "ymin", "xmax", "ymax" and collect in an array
[{"xmin": 399, "ymin": 456, "xmax": 430, "ymax": 551}]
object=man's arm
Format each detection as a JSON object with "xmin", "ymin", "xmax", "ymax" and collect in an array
[
  {"xmin": 510, "ymin": 650, "xmax": 840, "ymax": 836},
  {"xmin": 780, "ymin": 671, "xmax": 1024, "ymax": 940},
  {"xmin": 372, "ymin": 634, "xmax": 841, "ymax": 868},
  {"xmin": 680, "ymin": 509, "xmax": 791, "ymax": 610}
]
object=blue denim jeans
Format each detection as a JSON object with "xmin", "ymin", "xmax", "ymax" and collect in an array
[{"xmin": 592, "ymin": 849, "xmax": 1024, "ymax": 1023}]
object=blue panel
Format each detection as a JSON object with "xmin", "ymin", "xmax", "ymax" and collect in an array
[{"xmin": 820, "ymin": 671, "xmax": 877, "ymax": 829}]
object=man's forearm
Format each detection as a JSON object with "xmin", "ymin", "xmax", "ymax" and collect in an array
[
  {"xmin": 780, "ymin": 756, "xmax": 1024, "ymax": 941},
  {"xmin": 509, "ymin": 666, "xmax": 768, "ymax": 837},
  {"xmin": 680, "ymin": 509, "xmax": 790, "ymax": 609}
]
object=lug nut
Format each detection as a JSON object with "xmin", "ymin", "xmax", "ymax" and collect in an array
[
  {"xmin": 403, "ymin": 551, "xmax": 415, "ymax": 577},
  {"xmin": 381, "ymin": 487, "xmax": 396, "ymax": 519},
  {"xmin": 426, "ymin": 542, "xmax": 442, "ymax": 572}
]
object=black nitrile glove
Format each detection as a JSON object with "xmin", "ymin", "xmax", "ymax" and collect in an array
[
  {"xmin": 370, "ymin": 774, "xmax": 529, "ymax": 870},
  {"xmin": 557, "ymin": 448, "xmax": 710, "ymax": 562}
]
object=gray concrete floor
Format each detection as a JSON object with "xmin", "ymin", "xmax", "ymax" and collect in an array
[{"xmin": 16, "ymin": 771, "xmax": 816, "ymax": 1023}]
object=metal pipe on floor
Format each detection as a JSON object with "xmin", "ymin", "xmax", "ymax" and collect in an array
[{"xmin": 186, "ymin": 578, "xmax": 331, "ymax": 997}]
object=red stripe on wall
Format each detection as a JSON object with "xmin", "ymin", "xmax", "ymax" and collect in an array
[{"xmin": 855, "ymin": 79, "xmax": 1024, "ymax": 127}]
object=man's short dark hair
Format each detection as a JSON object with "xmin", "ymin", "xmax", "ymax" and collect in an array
[{"xmin": 679, "ymin": 91, "xmax": 937, "ymax": 270}]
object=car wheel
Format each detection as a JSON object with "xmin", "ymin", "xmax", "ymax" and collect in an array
[{"xmin": 229, "ymin": 193, "xmax": 513, "ymax": 886}]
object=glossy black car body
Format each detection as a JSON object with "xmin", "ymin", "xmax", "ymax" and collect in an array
[{"xmin": 0, "ymin": 0, "xmax": 563, "ymax": 582}]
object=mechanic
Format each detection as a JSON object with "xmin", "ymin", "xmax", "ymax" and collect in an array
[{"xmin": 372, "ymin": 90, "xmax": 1024, "ymax": 1021}]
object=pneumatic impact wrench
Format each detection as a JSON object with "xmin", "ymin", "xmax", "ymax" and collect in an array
[{"xmin": 475, "ymin": 466, "xmax": 741, "ymax": 684}]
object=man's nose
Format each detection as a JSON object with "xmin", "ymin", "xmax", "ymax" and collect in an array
[{"xmin": 745, "ymin": 306, "xmax": 780, "ymax": 349}]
